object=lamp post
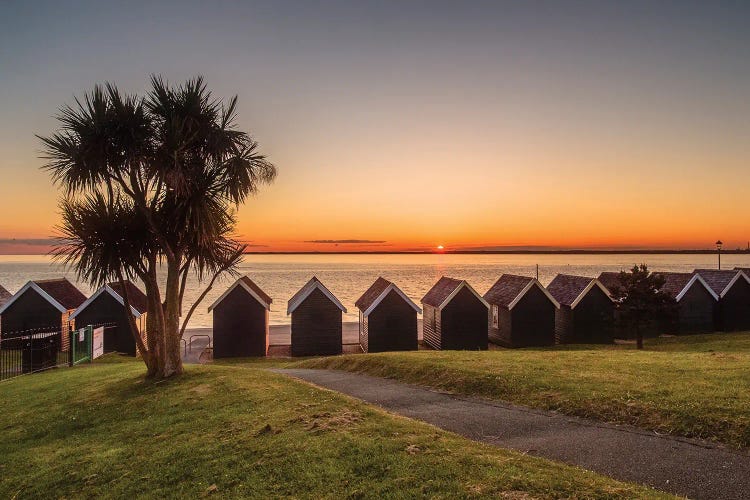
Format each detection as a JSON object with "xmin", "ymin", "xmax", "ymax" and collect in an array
[{"xmin": 716, "ymin": 240, "xmax": 723, "ymax": 270}]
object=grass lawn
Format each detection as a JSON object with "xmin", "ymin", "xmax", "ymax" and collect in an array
[
  {"xmin": 0, "ymin": 359, "xmax": 668, "ymax": 499},
  {"xmin": 297, "ymin": 332, "xmax": 750, "ymax": 448}
]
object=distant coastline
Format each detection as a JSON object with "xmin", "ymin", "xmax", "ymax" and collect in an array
[
  {"xmin": 243, "ymin": 249, "xmax": 750, "ymax": 255},
  {"xmin": 0, "ymin": 249, "xmax": 747, "ymax": 257}
]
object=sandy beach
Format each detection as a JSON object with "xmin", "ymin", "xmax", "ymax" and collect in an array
[
  {"xmin": 183, "ymin": 320, "xmax": 425, "ymax": 359},
  {"xmin": 185, "ymin": 320, "xmax": 424, "ymax": 345}
]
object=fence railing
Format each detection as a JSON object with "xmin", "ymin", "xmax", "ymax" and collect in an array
[
  {"xmin": 0, "ymin": 329, "xmax": 68, "ymax": 381},
  {"xmin": 0, "ymin": 323, "xmax": 116, "ymax": 382}
]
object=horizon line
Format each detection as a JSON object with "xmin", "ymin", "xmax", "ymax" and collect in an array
[{"xmin": 240, "ymin": 249, "xmax": 749, "ymax": 255}]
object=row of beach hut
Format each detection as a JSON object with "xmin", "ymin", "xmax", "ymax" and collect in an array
[
  {"xmin": 1, "ymin": 267, "xmax": 749, "ymax": 359},
  {"xmin": 0, "ymin": 278, "xmax": 146, "ymax": 355},
  {"xmin": 209, "ymin": 267, "xmax": 750, "ymax": 358}
]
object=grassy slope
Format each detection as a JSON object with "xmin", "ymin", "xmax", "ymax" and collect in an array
[
  {"xmin": 0, "ymin": 360, "xmax": 667, "ymax": 499},
  {"xmin": 298, "ymin": 332, "xmax": 750, "ymax": 448}
]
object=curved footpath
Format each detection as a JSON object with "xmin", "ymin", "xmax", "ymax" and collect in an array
[{"xmin": 275, "ymin": 369, "xmax": 750, "ymax": 500}]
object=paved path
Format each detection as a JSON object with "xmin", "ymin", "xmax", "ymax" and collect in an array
[{"xmin": 276, "ymin": 369, "xmax": 750, "ymax": 500}]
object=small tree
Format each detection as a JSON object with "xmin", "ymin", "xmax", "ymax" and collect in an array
[{"xmin": 608, "ymin": 264, "xmax": 676, "ymax": 349}]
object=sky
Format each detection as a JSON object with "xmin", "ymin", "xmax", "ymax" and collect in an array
[{"xmin": 1, "ymin": 0, "xmax": 749, "ymax": 253}]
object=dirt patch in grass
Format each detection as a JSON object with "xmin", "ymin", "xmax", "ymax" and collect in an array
[
  {"xmin": 290, "ymin": 409, "xmax": 363, "ymax": 433},
  {"xmin": 190, "ymin": 383, "xmax": 212, "ymax": 395}
]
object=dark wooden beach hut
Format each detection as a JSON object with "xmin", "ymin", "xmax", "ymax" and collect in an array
[
  {"xmin": 0, "ymin": 284, "xmax": 11, "ymax": 309},
  {"xmin": 355, "ymin": 277, "xmax": 420, "ymax": 353},
  {"xmin": 694, "ymin": 269, "xmax": 750, "ymax": 332},
  {"xmin": 70, "ymin": 281, "xmax": 148, "ymax": 356},
  {"xmin": 0, "ymin": 278, "xmax": 86, "ymax": 338},
  {"xmin": 421, "ymin": 277, "xmax": 488, "ymax": 350},
  {"xmin": 208, "ymin": 276, "xmax": 272, "ymax": 358},
  {"xmin": 654, "ymin": 272, "xmax": 717, "ymax": 335},
  {"xmin": 484, "ymin": 274, "xmax": 559, "ymax": 348},
  {"xmin": 547, "ymin": 274, "xmax": 614, "ymax": 344},
  {"xmin": 287, "ymin": 277, "xmax": 346, "ymax": 356}
]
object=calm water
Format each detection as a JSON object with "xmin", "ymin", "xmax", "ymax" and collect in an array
[{"xmin": 0, "ymin": 253, "xmax": 747, "ymax": 327}]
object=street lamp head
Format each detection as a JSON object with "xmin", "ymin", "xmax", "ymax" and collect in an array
[{"xmin": 716, "ymin": 240, "xmax": 723, "ymax": 250}]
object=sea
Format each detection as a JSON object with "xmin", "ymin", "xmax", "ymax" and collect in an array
[{"xmin": 1, "ymin": 253, "xmax": 747, "ymax": 327}]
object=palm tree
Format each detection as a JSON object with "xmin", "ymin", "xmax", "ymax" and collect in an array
[{"xmin": 40, "ymin": 76, "xmax": 276, "ymax": 378}]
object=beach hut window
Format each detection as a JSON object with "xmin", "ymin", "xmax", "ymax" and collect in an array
[{"xmin": 492, "ymin": 305, "xmax": 499, "ymax": 328}]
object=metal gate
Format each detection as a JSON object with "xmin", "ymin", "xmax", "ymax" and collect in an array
[{"xmin": 70, "ymin": 326, "xmax": 93, "ymax": 366}]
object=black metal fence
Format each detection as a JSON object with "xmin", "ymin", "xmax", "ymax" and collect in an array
[{"xmin": 0, "ymin": 328, "xmax": 69, "ymax": 381}]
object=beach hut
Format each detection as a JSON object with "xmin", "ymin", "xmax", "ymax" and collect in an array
[
  {"xmin": 70, "ymin": 281, "xmax": 148, "ymax": 356},
  {"xmin": 0, "ymin": 278, "xmax": 86, "ymax": 350},
  {"xmin": 693, "ymin": 269, "xmax": 750, "ymax": 331},
  {"xmin": 0, "ymin": 284, "xmax": 11, "ymax": 308},
  {"xmin": 208, "ymin": 276, "xmax": 272, "ymax": 358},
  {"xmin": 287, "ymin": 277, "xmax": 346, "ymax": 356},
  {"xmin": 421, "ymin": 277, "xmax": 488, "ymax": 350},
  {"xmin": 484, "ymin": 274, "xmax": 559, "ymax": 348},
  {"xmin": 654, "ymin": 272, "xmax": 717, "ymax": 335},
  {"xmin": 355, "ymin": 277, "xmax": 420, "ymax": 353},
  {"xmin": 547, "ymin": 274, "xmax": 614, "ymax": 344}
]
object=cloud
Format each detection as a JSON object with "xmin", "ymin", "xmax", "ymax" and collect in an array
[
  {"xmin": 233, "ymin": 239, "xmax": 269, "ymax": 248},
  {"xmin": 304, "ymin": 239, "xmax": 387, "ymax": 244},
  {"xmin": 0, "ymin": 238, "xmax": 57, "ymax": 246}
]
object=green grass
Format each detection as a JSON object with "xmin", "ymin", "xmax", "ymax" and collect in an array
[
  {"xmin": 0, "ymin": 360, "xmax": 668, "ymax": 499},
  {"xmin": 297, "ymin": 332, "xmax": 750, "ymax": 448}
]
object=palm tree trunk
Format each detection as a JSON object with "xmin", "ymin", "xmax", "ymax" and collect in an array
[
  {"xmin": 143, "ymin": 262, "xmax": 164, "ymax": 378},
  {"xmin": 160, "ymin": 257, "xmax": 184, "ymax": 378}
]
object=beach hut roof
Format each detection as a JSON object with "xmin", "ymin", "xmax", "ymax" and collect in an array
[
  {"xmin": 355, "ymin": 277, "xmax": 421, "ymax": 317},
  {"xmin": 71, "ymin": 280, "xmax": 148, "ymax": 319},
  {"xmin": 0, "ymin": 284, "xmax": 11, "ymax": 307},
  {"xmin": 421, "ymin": 277, "xmax": 488, "ymax": 310},
  {"xmin": 596, "ymin": 272, "xmax": 624, "ymax": 295},
  {"xmin": 547, "ymin": 274, "xmax": 611, "ymax": 308},
  {"xmin": 0, "ymin": 278, "xmax": 86, "ymax": 315},
  {"xmin": 287, "ymin": 276, "xmax": 346, "ymax": 315},
  {"xmin": 693, "ymin": 269, "xmax": 750, "ymax": 298},
  {"xmin": 654, "ymin": 272, "xmax": 718, "ymax": 301},
  {"xmin": 484, "ymin": 274, "xmax": 559, "ymax": 310},
  {"xmin": 208, "ymin": 276, "xmax": 272, "ymax": 312},
  {"xmin": 734, "ymin": 267, "xmax": 750, "ymax": 276}
]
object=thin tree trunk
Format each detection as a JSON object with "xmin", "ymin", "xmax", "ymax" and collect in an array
[
  {"xmin": 179, "ymin": 253, "xmax": 242, "ymax": 338},
  {"xmin": 178, "ymin": 266, "xmax": 189, "ymax": 317},
  {"xmin": 180, "ymin": 278, "xmax": 216, "ymax": 339},
  {"xmin": 636, "ymin": 318, "xmax": 643, "ymax": 350}
]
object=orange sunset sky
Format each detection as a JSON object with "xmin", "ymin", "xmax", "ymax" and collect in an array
[{"xmin": 1, "ymin": 1, "xmax": 749, "ymax": 254}]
